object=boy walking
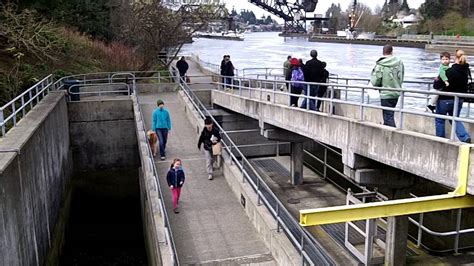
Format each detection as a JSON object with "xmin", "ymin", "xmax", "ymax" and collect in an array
[
  {"xmin": 152, "ymin": 99, "xmax": 172, "ymax": 160},
  {"xmin": 427, "ymin": 52, "xmax": 451, "ymax": 113}
]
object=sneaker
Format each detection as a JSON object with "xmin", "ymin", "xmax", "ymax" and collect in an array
[
  {"xmin": 174, "ymin": 208, "xmax": 179, "ymax": 214},
  {"xmin": 466, "ymin": 138, "xmax": 471, "ymax": 144},
  {"xmin": 160, "ymin": 156, "xmax": 165, "ymax": 160},
  {"xmin": 208, "ymin": 175, "xmax": 213, "ymax": 180},
  {"xmin": 427, "ymin": 105, "xmax": 436, "ymax": 113}
]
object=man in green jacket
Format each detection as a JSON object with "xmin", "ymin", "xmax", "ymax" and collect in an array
[{"xmin": 370, "ymin": 44, "xmax": 405, "ymax": 127}]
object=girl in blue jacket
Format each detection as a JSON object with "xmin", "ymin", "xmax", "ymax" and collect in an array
[{"xmin": 166, "ymin": 158, "xmax": 185, "ymax": 213}]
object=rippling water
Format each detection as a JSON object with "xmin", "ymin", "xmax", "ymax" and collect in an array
[{"xmin": 182, "ymin": 32, "xmax": 473, "ymax": 83}]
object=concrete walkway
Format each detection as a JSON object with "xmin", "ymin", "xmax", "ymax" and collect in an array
[{"xmin": 138, "ymin": 87, "xmax": 274, "ymax": 263}]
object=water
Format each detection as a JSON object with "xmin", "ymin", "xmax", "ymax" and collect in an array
[
  {"xmin": 182, "ymin": 32, "xmax": 473, "ymax": 82},
  {"xmin": 60, "ymin": 169, "xmax": 147, "ymax": 265},
  {"xmin": 182, "ymin": 32, "xmax": 474, "ymax": 111}
]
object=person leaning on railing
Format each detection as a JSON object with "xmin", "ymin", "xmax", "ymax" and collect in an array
[{"xmin": 435, "ymin": 49, "xmax": 472, "ymax": 143}]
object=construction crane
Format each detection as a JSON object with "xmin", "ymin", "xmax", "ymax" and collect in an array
[{"xmin": 248, "ymin": 0, "xmax": 327, "ymax": 34}]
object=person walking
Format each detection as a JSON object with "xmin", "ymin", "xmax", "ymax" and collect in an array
[
  {"xmin": 166, "ymin": 158, "xmax": 185, "ymax": 213},
  {"xmin": 370, "ymin": 44, "xmax": 405, "ymax": 127},
  {"xmin": 435, "ymin": 49, "xmax": 471, "ymax": 143},
  {"xmin": 220, "ymin": 55, "xmax": 235, "ymax": 89},
  {"xmin": 302, "ymin": 50, "xmax": 325, "ymax": 110},
  {"xmin": 289, "ymin": 58, "xmax": 304, "ymax": 107},
  {"xmin": 283, "ymin": 55, "xmax": 292, "ymax": 91},
  {"xmin": 152, "ymin": 99, "xmax": 172, "ymax": 160},
  {"xmin": 197, "ymin": 117, "xmax": 221, "ymax": 180},
  {"xmin": 176, "ymin": 56, "xmax": 189, "ymax": 84}
]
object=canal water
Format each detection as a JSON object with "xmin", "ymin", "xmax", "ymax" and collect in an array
[
  {"xmin": 182, "ymin": 32, "xmax": 474, "ymax": 110},
  {"xmin": 182, "ymin": 32, "xmax": 473, "ymax": 82},
  {"xmin": 60, "ymin": 169, "xmax": 147, "ymax": 265}
]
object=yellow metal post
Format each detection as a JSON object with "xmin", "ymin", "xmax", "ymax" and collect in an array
[{"xmin": 300, "ymin": 145, "xmax": 473, "ymax": 227}]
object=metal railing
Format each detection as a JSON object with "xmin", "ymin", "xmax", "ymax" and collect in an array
[
  {"xmin": 0, "ymin": 75, "xmax": 55, "ymax": 136},
  {"xmin": 173, "ymin": 66, "xmax": 335, "ymax": 265},
  {"xmin": 193, "ymin": 56, "xmax": 240, "ymax": 76},
  {"xmin": 212, "ymin": 75, "xmax": 474, "ymax": 141}
]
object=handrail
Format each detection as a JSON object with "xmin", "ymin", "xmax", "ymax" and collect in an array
[
  {"xmin": 212, "ymin": 75, "xmax": 474, "ymax": 141},
  {"xmin": 173, "ymin": 66, "xmax": 335, "ymax": 265}
]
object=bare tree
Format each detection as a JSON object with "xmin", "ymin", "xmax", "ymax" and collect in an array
[{"xmin": 117, "ymin": 0, "xmax": 226, "ymax": 70}]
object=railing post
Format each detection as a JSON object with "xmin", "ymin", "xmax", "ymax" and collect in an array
[
  {"xmin": 12, "ymin": 103, "xmax": 16, "ymax": 126},
  {"xmin": 417, "ymin": 213, "xmax": 424, "ymax": 247},
  {"xmin": 306, "ymin": 84, "xmax": 310, "ymax": 111},
  {"xmin": 257, "ymin": 178, "xmax": 261, "ymax": 206},
  {"xmin": 359, "ymin": 88, "xmax": 365, "ymax": 120},
  {"xmin": 345, "ymin": 79, "xmax": 349, "ymax": 101},
  {"xmin": 29, "ymin": 90, "xmax": 33, "ymax": 109},
  {"xmin": 454, "ymin": 209, "xmax": 462, "ymax": 254},
  {"xmin": 323, "ymin": 147, "xmax": 328, "ymax": 179},
  {"xmin": 273, "ymin": 80, "xmax": 276, "ymax": 103},
  {"xmin": 398, "ymin": 91, "xmax": 405, "ymax": 129},
  {"xmin": 329, "ymin": 84, "xmax": 334, "ymax": 115},
  {"xmin": 450, "ymin": 96, "xmax": 460, "ymax": 140},
  {"xmin": 0, "ymin": 110, "xmax": 4, "ymax": 136},
  {"xmin": 21, "ymin": 96, "xmax": 25, "ymax": 117},
  {"xmin": 276, "ymin": 141, "xmax": 280, "ymax": 157}
]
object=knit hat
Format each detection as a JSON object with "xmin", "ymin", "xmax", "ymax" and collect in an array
[
  {"xmin": 157, "ymin": 99, "xmax": 164, "ymax": 106},
  {"xmin": 290, "ymin": 58, "xmax": 300, "ymax": 66}
]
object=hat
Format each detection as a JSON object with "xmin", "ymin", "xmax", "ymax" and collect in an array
[
  {"xmin": 290, "ymin": 58, "xmax": 300, "ymax": 66},
  {"xmin": 156, "ymin": 99, "xmax": 164, "ymax": 106}
]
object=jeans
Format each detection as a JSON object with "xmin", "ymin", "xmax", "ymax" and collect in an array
[
  {"xmin": 301, "ymin": 85, "xmax": 318, "ymax": 110},
  {"xmin": 171, "ymin": 187, "xmax": 181, "ymax": 209},
  {"xmin": 435, "ymin": 99, "xmax": 470, "ymax": 142},
  {"xmin": 156, "ymin": 128, "xmax": 169, "ymax": 157},
  {"xmin": 179, "ymin": 72, "xmax": 186, "ymax": 84},
  {"xmin": 204, "ymin": 149, "xmax": 215, "ymax": 175},
  {"xmin": 225, "ymin": 77, "xmax": 233, "ymax": 88},
  {"xmin": 380, "ymin": 98, "xmax": 399, "ymax": 127},
  {"xmin": 289, "ymin": 85, "xmax": 302, "ymax": 106}
]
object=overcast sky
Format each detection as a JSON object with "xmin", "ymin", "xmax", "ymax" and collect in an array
[{"xmin": 223, "ymin": 0, "xmax": 425, "ymax": 19}]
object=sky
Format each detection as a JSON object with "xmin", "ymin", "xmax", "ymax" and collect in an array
[{"xmin": 223, "ymin": 0, "xmax": 425, "ymax": 19}]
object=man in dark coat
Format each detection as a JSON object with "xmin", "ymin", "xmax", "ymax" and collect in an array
[
  {"xmin": 176, "ymin": 56, "xmax": 189, "ymax": 84},
  {"xmin": 198, "ymin": 117, "xmax": 221, "ymax": 180},
  {"xmin": 302, "ymin": 50, "xmax": 325, "ymax": 110}
]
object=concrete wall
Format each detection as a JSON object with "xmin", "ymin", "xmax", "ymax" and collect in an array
[
  {"xmin": 0, "ymin": 91, "xmax": 72, "ymax": 266},
  {"xmin": 178, "ymin": 90, "xmax": 303, "ymax": 265},
  {"xmin": 68, "ymin": 99, "xmax": 140, "ymax": 171},
  {"xmin": 212, "ymin": 90, "xmax": 468, "ymax": 193}
]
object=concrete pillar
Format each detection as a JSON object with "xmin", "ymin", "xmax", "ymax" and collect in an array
[
  {"xmin": 385, "ymin": 215, "xmax": 408, "ymax": 266},
  {"xmin": 385, "ymin": 188, "xmax": 410, "ymax": 266},
  {"xmin": 290, "ymin": 142, "xmax": 304, "ymax": 185}
]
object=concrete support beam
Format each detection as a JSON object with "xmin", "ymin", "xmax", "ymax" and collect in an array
[
  {"xmin": 385, "ymin": 215, "xmax": 408, "ymax": 266},
  {"xmin": 263, "ymin": 128, "xmax": 307, "ymax": 142},
  {"xmin": 352, "ymin": 168, "xmax": 416, "ymax": 188},
  {"xmin": 290, "ymin": 142, "xmax": 304, "ymax": 185}
]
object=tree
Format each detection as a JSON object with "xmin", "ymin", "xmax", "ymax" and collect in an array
[
  {"xmin": 419, "ymin": 0, "xmax": 446, "ymax": 19},
  {"xmin": 265, "ymin": 15, "xmax": 273, "ymax": 25},
  {"xmin": 325, "ymin": 3, "xmax": 347, "ymax": 33},
  {"xmin": 117, "ymin": 0, "xmax": 224, "ymax": 70}
]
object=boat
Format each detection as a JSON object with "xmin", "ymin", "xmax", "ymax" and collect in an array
[{"xmin": 194, "ymin": 31, "xmax": 244, "ymax": 41}]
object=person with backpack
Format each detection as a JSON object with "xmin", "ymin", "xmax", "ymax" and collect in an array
[
  {"xmin": 289, "ymin": 58, "xmax": 304, "ymax": 107},
  {"xmin": 302, "ymin": 50, "xmax": 325, "ymax": 110},
  {"xmin": 370, "ymin": 44, "xmax": 405, "ymax": 127}
]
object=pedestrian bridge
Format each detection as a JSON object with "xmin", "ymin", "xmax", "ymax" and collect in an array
[{"xmin": 3, "ymin": 58, "xmax": 474, "ymax": 266}]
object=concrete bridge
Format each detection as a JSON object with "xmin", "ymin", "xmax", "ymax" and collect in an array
[{"xmin": 2, "ymin": 58, "xmax": 474, "ymax": 265}]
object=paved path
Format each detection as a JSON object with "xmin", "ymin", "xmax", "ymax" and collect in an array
[{"xmin": 138, "ymin": 63, "xmax": 275, "ymax": 264}]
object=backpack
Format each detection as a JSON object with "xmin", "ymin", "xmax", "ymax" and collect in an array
[{"xmin": 291, "ymin": 68, "xmax": 304, "ymax": 88}]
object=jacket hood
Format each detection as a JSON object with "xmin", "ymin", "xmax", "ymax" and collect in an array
[{"xmin": 376, "ymin": 55, "xmax": 402, "ymax": 67}]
